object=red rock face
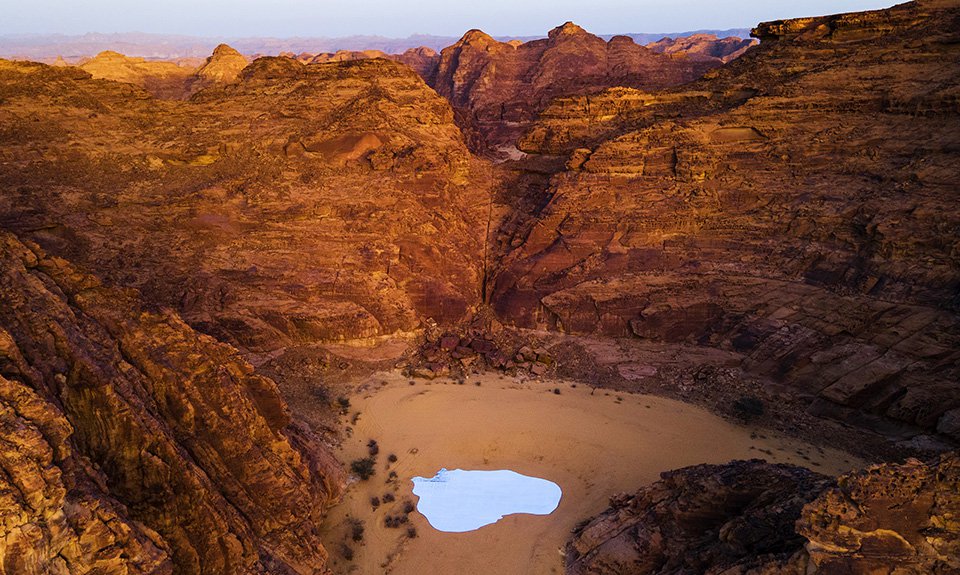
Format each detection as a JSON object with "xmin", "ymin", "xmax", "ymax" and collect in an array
[
  {"xmin": 0, "ymin": 57, "xmax": 490, "ymax": 352},
  {"xmin": 0, "ymin": 231, "xmax": 344, "ymax": 574},
  {"xmin": 567, "ymin": 453, "xmax": 960, "ymax": 575},
  {"xmin": 432, "ymin": 23, "xmax": 720, "ymax": 150},
  {"xmin": 490, "ymin": 0, "xmax": 960, "ymax": 444},
  {"xmin": 0, "ymin": 2, "xmax": 959, "ymax": 573}
]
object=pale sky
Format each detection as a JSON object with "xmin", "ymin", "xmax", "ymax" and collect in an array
[{"xmin": 1, "ymin": 0, "xmax": 901, "ymax": 37}]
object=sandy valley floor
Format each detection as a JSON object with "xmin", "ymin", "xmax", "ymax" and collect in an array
[{"xmin": 320, "ymin": 371, "xmax": 865, "ymax": 574}]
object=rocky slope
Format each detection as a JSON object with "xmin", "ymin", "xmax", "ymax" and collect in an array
[
  {"xmin": 0, "ymin": 231, "xmax": 343, "ymax": 574},
  {"xmin": 491, "ymin": 0, "xmax": 960, "ymax": 445},
  {"xmin": 567, "ymin": 454, "xmax": 960, "ymax": 574},
  {"xmin": 432, "ymin": 23, "xmax": 722, "ymax": 150},
  {"xmin": 0, "ymin": 56, "xmax": 490, "ymax": 351}
]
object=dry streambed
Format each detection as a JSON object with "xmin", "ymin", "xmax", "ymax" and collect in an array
[{"xmin": 320, "ymin": 371, "xmax": 864, "ymax": 575}]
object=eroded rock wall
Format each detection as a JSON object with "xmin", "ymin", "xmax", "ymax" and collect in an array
[
  {"xmin": 493, "ymin": 0, "xmax": 960, "ymax": 443},
  {"xmin": 0, "ymin": 231, "xmax": 343, "ymax": 574}
]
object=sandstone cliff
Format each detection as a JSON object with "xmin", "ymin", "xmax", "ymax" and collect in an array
[
  {"xmin": 492, "ymin": 0, "xmax": 960, "ymax": 445},
  {"xmin": 567, "ymin": 454, "xmax": 960, "ymax": 574},
  {"xmin": 0, "ymin": 56, "xmax": 490, "ymax": 351},
  {"xmin": 0, "ymin": 231, "xmax": 344, "ymax": 574},
  {"xmin": 432, "ymin": 23, "xmax": 721, "ymax": 150}
]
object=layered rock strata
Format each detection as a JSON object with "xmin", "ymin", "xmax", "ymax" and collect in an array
[
  {"xmin": 0, "ymin": 231, "xmax": 344, "ymax": 574},
  {"xmin": 492, "ymin": 0, "xmax": 960, "ymax": 443}
]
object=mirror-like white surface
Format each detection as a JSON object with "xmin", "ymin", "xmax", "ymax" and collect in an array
[{"xmin": 411, "ymin": 468, "xmax": 562, "ymax": 532}]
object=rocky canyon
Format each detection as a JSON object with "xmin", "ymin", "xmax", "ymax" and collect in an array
[{"xmin": 0, "ymin": 0, "xmax": 958, "ymax": 573}]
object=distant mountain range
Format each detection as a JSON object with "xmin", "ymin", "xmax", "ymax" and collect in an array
[{"xmin": 0, "ymin": 29, "xmax": 753, "ymax": 62}]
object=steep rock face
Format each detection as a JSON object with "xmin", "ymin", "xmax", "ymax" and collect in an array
[
  {"xmin": 647, "ymin": 33, "xmax": 756, "ymax": 63},
  {"xmin": 493, "ymin": 0, "xmax": 960, "ymax": 443},
  {"xmin": 432, "ymin": 23, "xmax": 719, "ymax": 150},
  {"xmin": 0, "ymin": 57, "xmax": 490, "ymax": 351},
  {"xmin": 568, "ymin": 454, "xmax": 960, "ymax": 575},
  {"xmin": 0, "ymin": 231, "xmax": 344, "ymax": 574},
  {"xmin": 566, "ymin": 460, "xmax": 833, "ymax": 574}
]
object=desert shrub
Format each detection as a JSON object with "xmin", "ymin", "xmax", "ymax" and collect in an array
[
  {"xmin": 388, "ymin": 453, "xmax": 398, "ymax": 463},
  {"xmin": 383, "ymin": 492, "xmax": 395, "ymax": 503},
  {"xmin": 340, "ymin": 544, "xmax": 354, "ymax": 560},
  {"xmin": 368, "ymin": 439, "xmax": 379, "ymax": 456},
  {"xmin": 402, "ymin": 500, "xmax": 415, "ymax": 514},
  {"xmin": 350, "ymin": 457, "xmax": 376, "ymax": 480},
  {"xmin": 407, "ymin": 526, "xmax": 417, "ymax": 538},
  {"xmin": 349, "ymin": 518, "xmax": 365, "ymax": 542},
  {"xmin": 732, "ymin": 395, "xmax": 765, "ymax": 421},
  {"xmin": 370, "ymin": 496, "xmax": 380, "ymax": 509},
  {"xmin": 337, "ymin": 396, "xmax": 351, "ymax": 414}
]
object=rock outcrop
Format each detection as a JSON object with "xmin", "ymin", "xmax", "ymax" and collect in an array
[
  {"xmin": 567, "ymin": 453, "xmax": 960, "ymax": 574},
  {"xmin": 0, "ymin": 231, "xmax": 344, "ymax": 574},
  {"xmin": 302, "ymin": 47, "xmax": 439, "ymax": 83},
  {"xmin": 492, "ymin": 0, "xmax": 960, "ymax": 444},
  {"xmin": 77, "ymin": 45, "xmax": 248, "ymax": 99},
  {"xmin": 566, "ymin": 460, "xmax": 833, "ymax": 574},
  {"xmin": 79, "ymin": 50, "xmax": 198, "ymax": 99},
  {"xmin": 193, "ymin": 43, "xmax": 248, "ymax": 86},
  {"xmin": 647, "ymin": 33, "xmax": 756, "ymax": 63},
  {"xmin": 432, "ymin": 23, "xmax": 721, "ymax": 150},
  {"xmin": 0, "ymin": 57, "xmax": 490, "ymax": 351},
  {"xmin": 77, "ymin": 44, "xmax": 248, "ymax": 99}
]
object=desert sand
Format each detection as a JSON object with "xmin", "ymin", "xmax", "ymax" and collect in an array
[{"xmin": 321, "ymin": 371, "xmax": 864, "ymax": 574}]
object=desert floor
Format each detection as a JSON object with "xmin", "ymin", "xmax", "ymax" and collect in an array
[{"xmin": 320, "ymin": 371, "xmax": 864, "ymax": 574}]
